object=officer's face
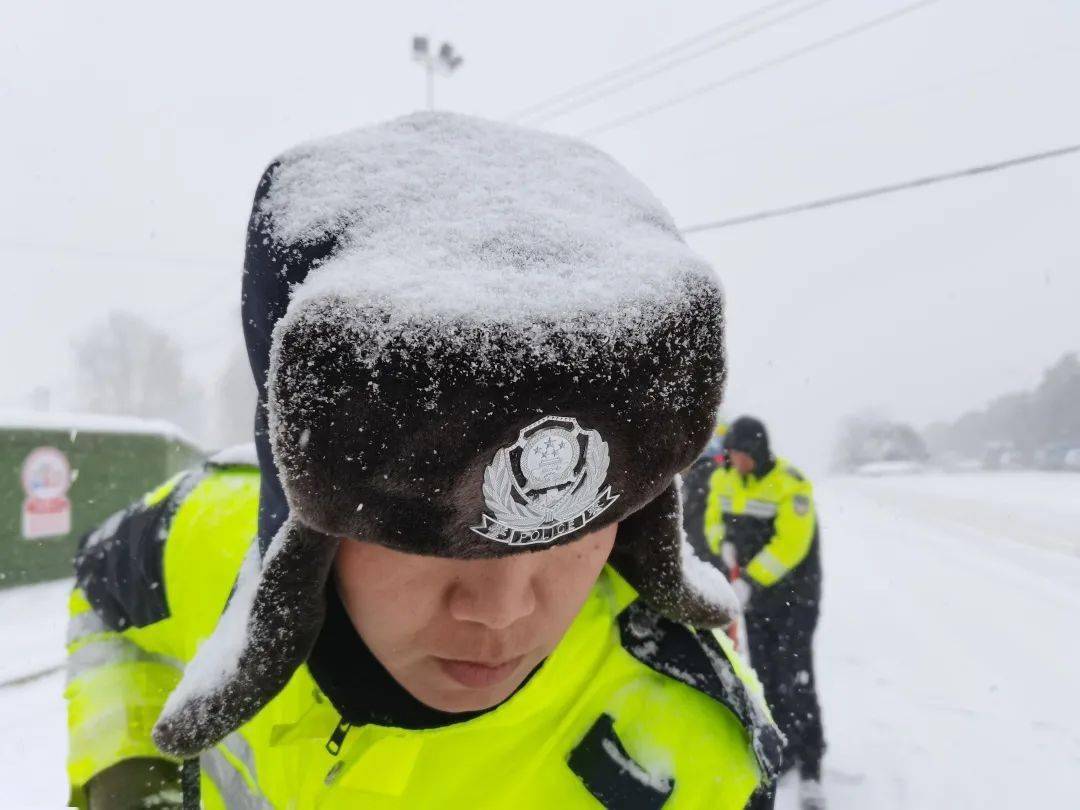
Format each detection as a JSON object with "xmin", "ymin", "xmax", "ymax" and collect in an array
[
  {"xmin": 333, "ymin": 523, "xmax": 618, "ymax": 713},
  {"xmin": 729, "ymin": 450, "xmax": 756, "ymax": 476}
]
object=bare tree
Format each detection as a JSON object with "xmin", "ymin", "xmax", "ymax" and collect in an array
[
  {"xmin": 211, "ymin": 346, "xmax": 257, "ymax": 450},
  {"xmin": 71, "ymin": 311, "xmax": 204, "ymax": 437}
]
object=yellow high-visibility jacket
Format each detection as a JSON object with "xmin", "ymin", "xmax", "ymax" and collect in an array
[
  {"xmin": 67, "ymin": 460, "xmax": 781, "ymax": 809},
  {"xmin": 704, "ymin": 458, "xmax": 817, "ymax": 589}
]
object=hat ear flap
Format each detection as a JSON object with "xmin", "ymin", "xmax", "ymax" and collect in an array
[
  {"xmin": 608, "ymin": 478, "xmax": 737, "ymax": 629},
  {"xmin": 153, "ymin": 518, "xmax": 337, "ymax": 758}
]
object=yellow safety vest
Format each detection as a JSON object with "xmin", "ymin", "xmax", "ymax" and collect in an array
[
  {"xmin": 703, "ymin": 457, "xmax": 815, "ymax": 587},
  {"xmin": 67, "ymin": 463, "xmax": 781, "ymax": 808}
]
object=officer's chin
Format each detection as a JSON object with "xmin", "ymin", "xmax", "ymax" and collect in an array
[{"xmin": 410, "ymin": 653, "xmax": 534, "ymax": 713}]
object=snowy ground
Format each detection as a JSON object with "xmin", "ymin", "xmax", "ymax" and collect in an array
[
  {"xmin": 776, "ymin": 471, "xmax": 1080, "ymax": 809},
  {"xmin": 0, "ymin": 578, "xmax": 69, "ymax": 809},
  {"xmin": 3, "ymin": 472, "xmax": 1080, "ymax": 808}
]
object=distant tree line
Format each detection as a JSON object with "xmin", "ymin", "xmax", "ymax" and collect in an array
[
  {"xmin": 832, "ymin": 351, "xmax": 1080, "ymax": 471},
  {"xmin": 923, "ymin": 351, "xmax": 1080, "ymax": 467}
]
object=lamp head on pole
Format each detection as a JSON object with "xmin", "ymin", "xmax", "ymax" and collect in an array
[
  {"xmin": 412, "ymin": 36, "xmax": 430, "ymax": 62},
  {"xmin": 437, "ymin": 42, "xmax": 464, "ymax": 73}
]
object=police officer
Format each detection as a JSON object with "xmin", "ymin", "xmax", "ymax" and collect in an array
[
  {"xmin": 65, "ymin": 113, "xmax": 782, "ymax": 809},
  {"xmin": 704, "ymin": 416, "xmax": 826, "ymax": 810}
]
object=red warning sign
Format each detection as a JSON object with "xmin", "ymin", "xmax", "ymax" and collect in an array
[{"xmin": 21, "ymin": 446, "xmax": 72, "ymax": 540}]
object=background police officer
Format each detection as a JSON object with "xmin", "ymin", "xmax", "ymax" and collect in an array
[{"xmin": 704, "ymin": 415, "xmax": 826, "ymax": 810}]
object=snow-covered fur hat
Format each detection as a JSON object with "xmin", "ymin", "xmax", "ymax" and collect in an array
[{"xmin": 154, "ymin": 112, "xmax": 734, "ymax": 757}]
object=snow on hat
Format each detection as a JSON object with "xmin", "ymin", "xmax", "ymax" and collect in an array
[{"xmin": 154, "ymin": 111, "xmax": 735, "ymax": 757}]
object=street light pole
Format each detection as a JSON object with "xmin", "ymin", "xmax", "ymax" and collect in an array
[
  {"xmin": 412, "ymin": 36, "xmax": 464, "ymax": 111},
  {"xmin": 426, "ymin": 60, "xmax": 435, "ymax": 111}
]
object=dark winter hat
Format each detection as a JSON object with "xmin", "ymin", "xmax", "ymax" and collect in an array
[
  {"xmin": 723, "ymin": 415, "xmax": 774, "ymax": 473},
  {"xmin": 154, "ymin": 112, "xmax": 733, "ymax": 757}
]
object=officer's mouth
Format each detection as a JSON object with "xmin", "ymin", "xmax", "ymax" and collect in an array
[{"xmin": 434, "ymin": 655, "xmax": 526, "ymax": 689}]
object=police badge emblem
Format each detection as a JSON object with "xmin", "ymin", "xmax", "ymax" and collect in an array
[{"xmin": 471, "ymin": 416, "xmax": 620, "ymax": 546}]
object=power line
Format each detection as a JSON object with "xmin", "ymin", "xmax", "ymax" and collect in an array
[
  {"xmin": 688, "ymin": 44, "xmax": 1078, "ymax": 159},
  {"xmin": 0, "ymin": 663, "xmax": 62, "ymax": 690},
  {"xmin": 507, "ymin": 0, "xmax": 805, "ymax": 122},
  {"xmin": 526, "ymin": 0, "xmax": 832, "ymax": 126},
  {"xmin": 680, "ymin": 142, "xmax": 1080, "ymax": 234},
  {"xmin": 580, "ymin": 0, "xmax": 942, "ymax": 138},
  {"xmin": 0, "ymin": 238, "xmax": 231, "ymax": 268}
]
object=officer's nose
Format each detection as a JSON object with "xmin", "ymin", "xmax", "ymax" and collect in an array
[{"xmin": 447, "ymin": 555, "xmax": 539, "ymax": 630}]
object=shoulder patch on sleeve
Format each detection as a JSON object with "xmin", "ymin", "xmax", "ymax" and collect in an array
[
  {"xmin": 74, "ymin": 471, "xmax": 203, "ymax": 631},
  {"xmin": 618, "ymin": 601, "xmax": 783, "ymax": 781},
  {"xmin": 568, "ymin": 713, "xmax": 674, "ymax": 809},
  {"xmin": 792, "ymin": 494, "xmax": 811, "ymax": 516}
]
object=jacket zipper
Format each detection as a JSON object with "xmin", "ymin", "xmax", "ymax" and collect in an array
[{"xmin": 325, "ymin": 718, "xmax": 352, "ymax": 756}]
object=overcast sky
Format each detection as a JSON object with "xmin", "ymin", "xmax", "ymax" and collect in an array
[{"xmin": 3, "ymin": 0, "xmax": 1078, "ymax": 466}]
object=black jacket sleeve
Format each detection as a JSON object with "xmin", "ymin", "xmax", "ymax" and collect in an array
[
  {"xmin": 73, "ymin": 474, "xmax": 198, "ymax": 631},
  {"xmin": 681, "ymin": 456, "xmax": 719, "ymax": 563}
]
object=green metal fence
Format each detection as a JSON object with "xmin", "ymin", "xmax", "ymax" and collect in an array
[{"xmin": 1, "ymin": 413, "xmax": 202, "ymax": 588}]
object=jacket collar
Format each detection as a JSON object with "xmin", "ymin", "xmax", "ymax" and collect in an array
[{"xmin": 271, "ymin": 566, "xmax": 629, "ymax": 747}]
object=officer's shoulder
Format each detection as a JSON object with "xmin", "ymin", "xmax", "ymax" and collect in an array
[
  {"xmin": 194, "ymin": 446, "xmax": 262, "ymax": 508},
  {"xmin": 74, "ymin": 455, "xmax": 259, "ymax": 633},
  {"xmin": 777, "ymin": 459, "xmax": 806, "ymax": 481},
  {"xmin": 775, "ymin": 459, "xmax": 811, "ymax": 491},
  {"xmin": 74, "ymin": 468, "xmax": 206, "ymax": 631},
  {"xmin": 615, "ymin": 601, "xmax": 783, "ymax": 781}
]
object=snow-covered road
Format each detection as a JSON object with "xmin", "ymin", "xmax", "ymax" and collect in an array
[
  {"xmin": 777, "ymin": 473, "xmax": 1080, "ymax": 808},
  {"xmin": 0, "ymin": 578, "xmax": 69, "ymax": 809},
  {"xmin": 3, "ymin": 473, "xmax": 1080, "ymax": 808}
]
